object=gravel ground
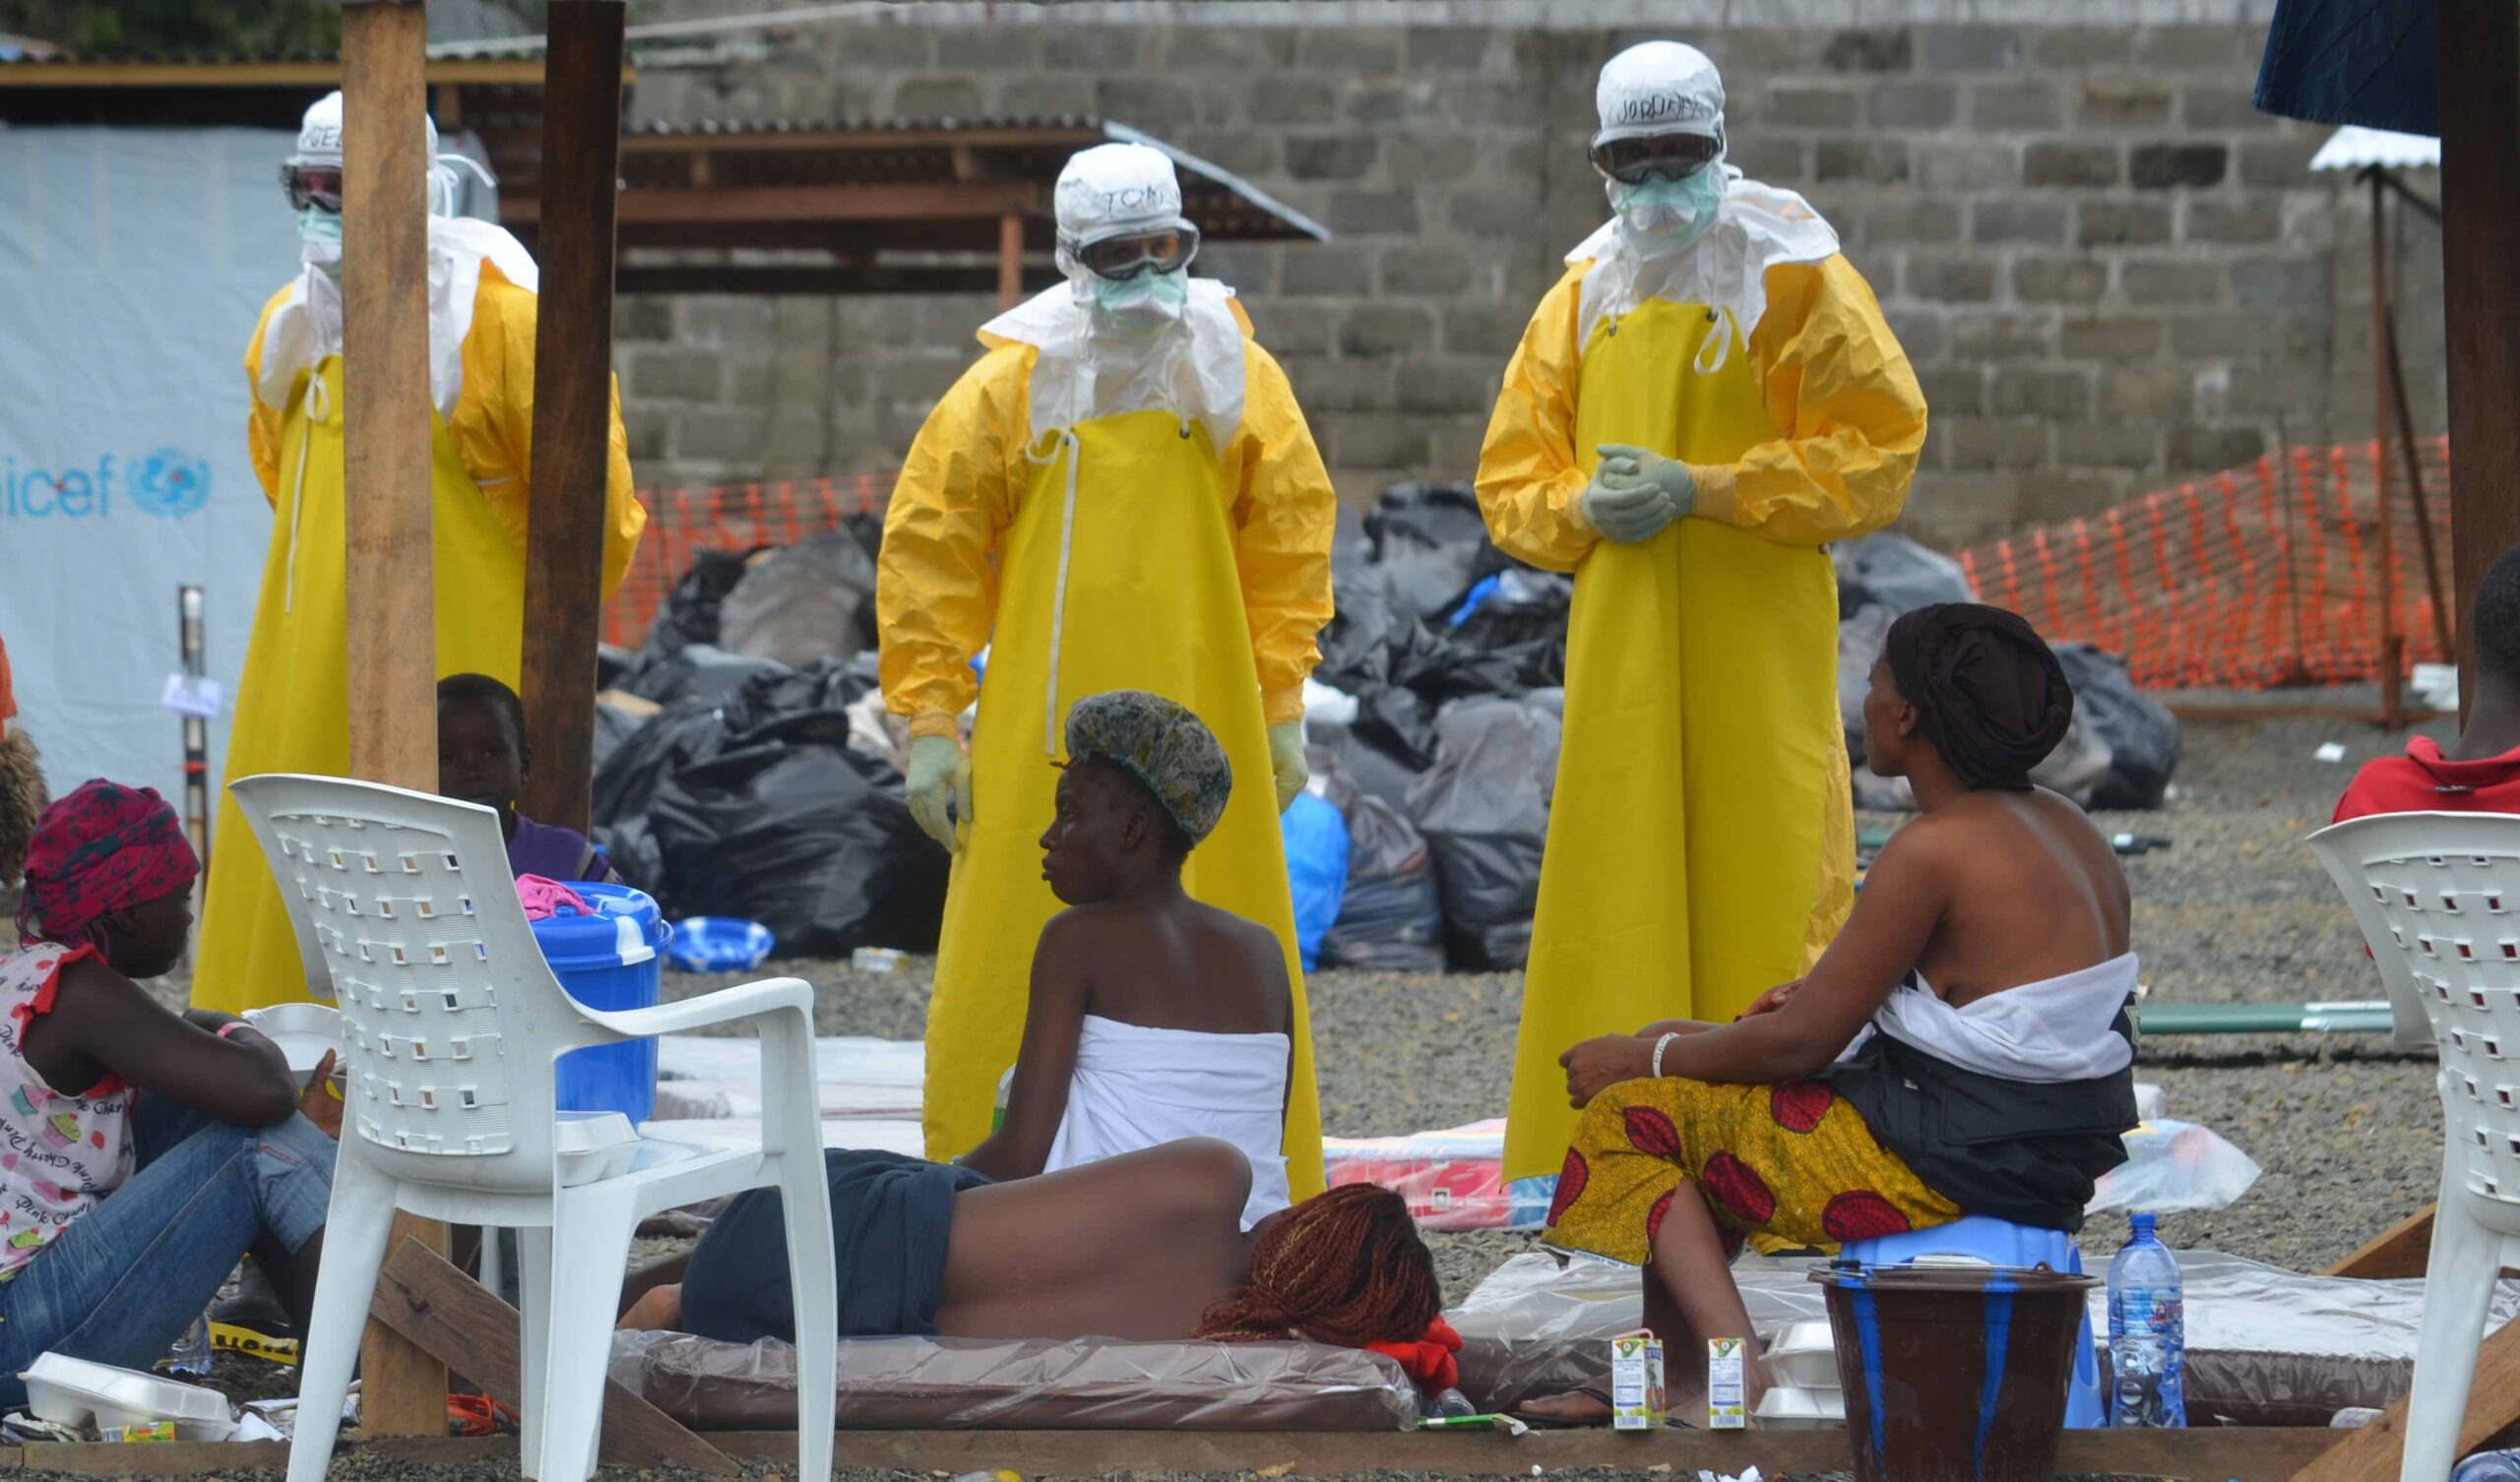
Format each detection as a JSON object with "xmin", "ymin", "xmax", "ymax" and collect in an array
[{"xmin": 2, "ymin": 709, "xmax": 2452, "ymax": 1477}]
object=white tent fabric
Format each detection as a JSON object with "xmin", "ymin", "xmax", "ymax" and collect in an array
[
  {"xmin": 0, "ymin": 126, "xmax": 302, "ymax": 805},
  {"xmin": 2309, "ymin": 124, "xmax": 2441, "ymax": 172}
]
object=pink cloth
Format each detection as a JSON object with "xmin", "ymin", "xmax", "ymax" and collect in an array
[{"xmin": 516, "ymin": 874, "xmax": 591, "ymax": 921}]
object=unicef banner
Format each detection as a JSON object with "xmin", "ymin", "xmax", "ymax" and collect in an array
[{"xmin": 0, "ymin": 127, "xmax": 297, "ymax": 807}]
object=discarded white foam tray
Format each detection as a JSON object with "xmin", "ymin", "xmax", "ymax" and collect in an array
[
  {"xmin": 1762, "ymin": 1319, "xmax": 1843, "ymax": 1391},
  {"xmin": 1751, "ymin": 1386, "xmax": 1845, "ymax": 1428},
  {"xmin": 241, "ymin": 1001, "xmax": 344, "ymax": 1075},
  {"xmin": 19, "ymin": 1352, "xmax": 234, "ymax": 1441}
]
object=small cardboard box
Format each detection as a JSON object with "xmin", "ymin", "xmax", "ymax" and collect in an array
[
  {"xmin": 1608, "ymin": 1328, "xmax": 1666, "ymax": 1431},
  {"xmin": 1707, "ymin": 1335, "xmax": 1748, "ymax": 1429}
]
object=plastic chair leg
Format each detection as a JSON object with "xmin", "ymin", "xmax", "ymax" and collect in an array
[
  {"xmin": 778, "ymin": 1148, "xmax": 839, "ymax": 1482},
  {"xmin": 286, "ymin": 1154, "xmax": 402, "ymax": 1482},
  {"xmin": 2402, "ymin": 1192, "xmax": 2505, "ymax": 1482},
  {"xmin": 517, "ymin": 1225, "xmax": 554, "ymax": 1479},
  {"xmin": 533, "ymin": 1186, "xmax": 638, "ymax": 1482},
  {"xmin": 479, "ymin": 1223, "xmax": 505, "ymax": 1304}
]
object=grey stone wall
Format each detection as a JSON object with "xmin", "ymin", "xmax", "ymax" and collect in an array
[{"xmin": 612, "ymin": 4, "xmax": 2446, "ymax": 549}]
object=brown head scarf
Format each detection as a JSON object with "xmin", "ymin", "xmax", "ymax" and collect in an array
[{"xmin": 1882, "ymin": 603, "xmax": 2074, "ymax": 791}]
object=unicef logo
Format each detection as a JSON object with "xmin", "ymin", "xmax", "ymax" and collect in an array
[{"xmin": 128, "ymin": 449, "xmax": 211, "ymax": 519}]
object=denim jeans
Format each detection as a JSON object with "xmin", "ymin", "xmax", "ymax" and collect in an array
[{"xmin": 0, "ymin": 1094, "xmax": 336, "ymax": 1408}]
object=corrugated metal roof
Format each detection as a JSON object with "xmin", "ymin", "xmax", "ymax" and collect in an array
[{"xmin": 2310, "ymin": 125, "xmax": 2441, "ymax": 172}]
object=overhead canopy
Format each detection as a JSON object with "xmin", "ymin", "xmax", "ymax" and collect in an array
[
  {"xmin": 0, "ymin": 53, "xmax": 1326, "ymax": 297},
  {"xmin": 2309, "ymin": 124, "xmax": 2441, "ymax": 173}
]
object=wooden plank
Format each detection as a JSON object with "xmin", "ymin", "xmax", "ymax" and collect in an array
[
  {"xmin": 340, "ymin": 1, "xmax": 449, "ymax": 1437},
  {"xmin": 614, "ymin": 264, "xmax": 1057, "ymax": 297},
  {"xmin": 370, "ymin": 1235, "xmax": 738, "ymax": 1474},
  {"xmin": 2437, "ymin": 0, "xmax": 2520, "ymax": 719},
  {"xmin": 2291, "ymin": 1318, "xmax": 2520, "ymax": 1481},
  {"xmin": 504, "ymin": 180, "xmax": 1041, "ymax": 226},
  {"xmin": 518, "ymin": 0, "xmax": 625, "ymax": 837},
  {"xmin": 2327, "ymin": 1204, "xmax": 2436, "ymax": 1279},
  {"xmin": 610, "ymin": 123, "xmax": 1102, "ymax": 154},
  {"xmin": 997, "ymin": 212, "xmax": 1025, "ymax": 308},
  {"xmin": 0, "ymin": 58, "xmax": 570, "ymax": 87}
]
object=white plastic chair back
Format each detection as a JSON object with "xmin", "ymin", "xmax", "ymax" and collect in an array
[
  {"xmin": 2311, "ymin": 812, "xmax": 2520, "ymax": 1216},
  {"xmin": 230, "ymin": 772, "xmax": 623, "ymax": 1195}
]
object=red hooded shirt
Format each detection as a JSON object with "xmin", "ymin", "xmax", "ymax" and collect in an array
[{"xmin": 2334, "ymin": 735, "xmax": 2520, "ymax": 822}]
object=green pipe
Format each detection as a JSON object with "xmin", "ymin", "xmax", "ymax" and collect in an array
[{"xmin": 2135, "ymin": 1001, "xmax": 2395, "ymax": 1035}]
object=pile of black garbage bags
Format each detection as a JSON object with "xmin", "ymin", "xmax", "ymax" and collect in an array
[{"xmin": 589, "ymin": 484, "xmax": 2177, "ymax": 973}]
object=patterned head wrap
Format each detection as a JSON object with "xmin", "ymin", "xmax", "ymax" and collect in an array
[
  {"xmin": 1063, "ymin": 691, "xmax": 1234, "ymax": 847},
  {"xmin": 16, "ymin": 780, "xmax": 200, "ymax": 948},
  {"xmin": 1882, "ymin": 603, "xmax": 2074, "ymax": 791}
]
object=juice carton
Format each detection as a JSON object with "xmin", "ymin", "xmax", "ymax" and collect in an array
[{"xmin": 1609, "ymin": 1328, "xmax": 1666, "ymax": 1431}]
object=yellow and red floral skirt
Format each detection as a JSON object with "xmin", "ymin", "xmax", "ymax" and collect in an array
[{"xmin": 1543, "ymin": 1076, "xmax": 1962, "ymax": 1266}]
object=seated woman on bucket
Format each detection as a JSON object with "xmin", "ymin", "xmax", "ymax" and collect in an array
[
  {"xmin": 0, "ymin": 780, "xmax": 341, "ymax": 1405},
  {"xmin": 1530, "ymin": 603, "xmax": 2139, "ymax": 1423},
  {"xmin": 618, "ymin": 1142, "xmax": 1464, "ymax": 1394},
  {"xmin": 953, "ymin": 690, "xmax": 1294, "ymax": 1229}
]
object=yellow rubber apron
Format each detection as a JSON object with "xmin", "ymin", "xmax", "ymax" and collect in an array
[
  {"xmin": 193, "ymin": 355, "xmax": 527, "ymax": 1013},
  {"xmin": 921, "ymin": 408, "xmax": 1324, "ymax": 1198},
  {"xmin": 1501, "ymin": 298, "xmax": 1854, "ymax": 1184}
]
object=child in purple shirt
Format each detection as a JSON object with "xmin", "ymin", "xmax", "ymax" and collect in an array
[{"xmin": 437, "ymin": 674, "xmax": 623, "ymax": 886}]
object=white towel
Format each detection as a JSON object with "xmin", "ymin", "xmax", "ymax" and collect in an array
[
  {"xmin": 1046, "ymin": 1015, "xmax": 1292, "ymax": 1230},
  {"xmin": 1836, "ymin": 954, "xmax": 2139, "ymax": 1084}
]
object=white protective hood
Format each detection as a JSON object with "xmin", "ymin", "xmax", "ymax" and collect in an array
[
  {"xmin": 1568, "ymin": 170, "xmax": 1841, "ymax": 374},
  {"xmin": 977, "ymin": 278, "xmax": 1247, "ymax": 454}
]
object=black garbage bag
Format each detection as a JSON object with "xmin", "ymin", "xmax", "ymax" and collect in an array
[
  {"xmin": 597, "ymin": 644, "xmax": 640, "ymax": 692},
  {"xmin": 1408, "ymin": 698, "xmax": 1561, "ymax": 971},
  {"xmin": 2056, "ymin": 644, "xmax": 2180, "ymax": 810},
  {"xmin": 592, "ymin": 700, "xmax": 654, "ymax": 776},
  {"xmin": 617, "ymin": 645, "xmax": 792, "ymax": 707},
  {"xmin": 1451, "ymin": 570, "xmax": 1573, "ymax": 688},
  {"xmin": 646, "ymin": 710, "xmax": 949, "ymax": 956},
  {"xmin": 1311, "ymin": 723, "xmax": 1425, "ymax": 822},
  {"xmin": 1834, "ymin": 530, "xmax": 1976, "ymax": 618},
  {"xmin": 1364, "ymin": 481, "xmax": 1490, "ymax": 557},
  {"xmin": 592, "ymin": 700, "xmax": 731, "ymax": 830},
  {"xmin": 1314, "ymin": 749, "xmax": 1444, "ymax": 973},
  {"xmin": 717, "ymin": 530, "xmax": 880, "ymax": 666},
  {"xmin": 641, "ymin": 546, "xmax": 762, "ymax": 663}
]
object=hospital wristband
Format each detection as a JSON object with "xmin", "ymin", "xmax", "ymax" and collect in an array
[{"xmin": 1651, "ymin": 1031, "xmax": 1680, "ymax": 1080}]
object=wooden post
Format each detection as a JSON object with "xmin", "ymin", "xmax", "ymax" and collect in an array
[
  {"xmin": 2438, "ymin": 0, "xmax": 2520, "ymax": 722},
  {"xmin": 997, "ymin": 211, "xmax": 1024, "ymax": 308},
  {"xmin": 519, "ymin": 0, "xmax": 625, "ymax": 834},
  {"xmin": 2368, "ymin": 170, "xmax": 2403, "ymax": 728},
  {"xmin": 339, "ymin": 0, "xmax": 451, "ymax": 1438}
]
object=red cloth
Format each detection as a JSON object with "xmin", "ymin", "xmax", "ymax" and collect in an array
[
  {"xmin": 16, "ymin": 780, "xmax": 200, "ymax": 948},
  {"xmin": 1364, "ymin": 1316, "xmax": 1463, "ymax": 1393},
  {"xmin": 2334, "ymin": 736, "xmax": 2520, "ymax": 823},
  {"xmin": 0, "ymin": 630, "xmax": 14, "ymax": 730}
]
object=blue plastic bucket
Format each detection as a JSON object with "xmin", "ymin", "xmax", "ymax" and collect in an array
[{"xmin": 531, "ymin": 882, "xmax": 668, "ymax": 1124}]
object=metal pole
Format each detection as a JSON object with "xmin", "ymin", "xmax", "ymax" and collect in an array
[
  {"xmin": 178, "ymin": 586, "xmax": 210, "ymax": 872},
  {"xmin": 2369, "ymin": 170, "xmax": 2402, "ymax": 727}
]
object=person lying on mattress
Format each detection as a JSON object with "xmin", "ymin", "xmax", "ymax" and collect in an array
[
  {"xmin": 1527, "ymin": 602, "xmax": 2139, "ymax": 1423},
  {"xmin": 951, "ymin": 690, "xmax": 1294, "ymax": 1230},
  {"xmin": 616, "ymin": 1142, "xmax": 1458, "ymax": 1389}
]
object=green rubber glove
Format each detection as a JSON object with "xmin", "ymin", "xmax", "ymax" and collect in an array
[
  {"xmin": 1268, "ymin": 721, "xmax": 1308, "ymax": 813},
  {"xmin": 905, "ymin": 733, "xmax": 972, "ymax": 853},
  {"xmin": 1590, "ymin": 443, "xmax": 1697, "ymax": 540}
]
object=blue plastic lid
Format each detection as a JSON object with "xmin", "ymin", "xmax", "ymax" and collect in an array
[{"xmin": 529, "ymin": 882, "xmax": 668, "ymax": 969}]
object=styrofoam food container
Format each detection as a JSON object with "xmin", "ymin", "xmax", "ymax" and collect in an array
[
  {"xmin": 20, "ymin": 1352, "xmax": 234, "ymax": 1441},
  {"xmin": 241, "ymin": 1002, "xmax": 344, "ymax": 1075},
  {"xmin": 1752, "ymin": 1385, "xmax": 1845, "ymax": 1429},
  {"xmin": 554, "ymin": 1110, "xmax": 640, "ymax": 1186},
  {"xmin": 1765, "ymin": 1318, "xmax": 1843, "ymax": 1390}
]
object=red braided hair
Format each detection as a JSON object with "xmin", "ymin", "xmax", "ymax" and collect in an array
[{"xmin": 1193, "ymin": 1184, "xmax": 1441, "ymax": 1347}]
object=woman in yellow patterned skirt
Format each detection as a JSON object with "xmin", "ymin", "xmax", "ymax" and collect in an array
[{"xmin": 1524, "ymin": 605, "xmax": 2140, "ymax": 1423}]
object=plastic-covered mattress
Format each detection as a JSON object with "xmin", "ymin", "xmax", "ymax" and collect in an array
[{"xmin": 608, "ymin": 1331, "xmax": 1419, "ymax": 1432}]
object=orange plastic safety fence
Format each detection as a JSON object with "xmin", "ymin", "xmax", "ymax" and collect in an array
[
  {"xmin": 603, "ymin": 473, "xmax": 898, "ymax": 648},
  {"xmin": 1956, "ymin": 436, "xmax": 2455, "ymax": 690}
]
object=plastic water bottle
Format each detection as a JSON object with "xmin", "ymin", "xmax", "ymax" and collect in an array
[
  {"xmin": 164, "ymin": 1309, "xmax": 214, "ymax": 1377},
  {"xmin": 2107, "ymin": 1211, "xmax": 2186, "ymax": 1427},
  {"xmin": 2452, "ymin": 1451, "xmax": 2520, "ymax": 1482}
]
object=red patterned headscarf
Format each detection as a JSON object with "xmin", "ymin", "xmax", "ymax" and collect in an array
[{"xmin": 16, "ymin": 780, "xmax": 199, "ymax": 949}]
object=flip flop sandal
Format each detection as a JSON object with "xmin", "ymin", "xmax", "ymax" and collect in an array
[{"xmin": 1507, "ymin": 1384, "xmax": 1617, "ymax": 1430}]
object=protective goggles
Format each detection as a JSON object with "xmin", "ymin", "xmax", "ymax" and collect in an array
[
  {"xmin": 281, "ymin": 162, "xmax": 346, "ymax": 214},
  {"xmin": 1067, "ymin": 225, "xmax": 1199, "ymax": 281},
  {"xmin": 1589, "ymin": 132, "xmax": 1724, "ymax": 185}
]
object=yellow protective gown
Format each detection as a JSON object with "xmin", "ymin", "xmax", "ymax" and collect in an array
[
  {"xmin": 1482, "ymin": 254, "xmax": 1927, "ymax": 1184},
  {"xmin": 878, "ymin": 310, "xmax": 1336, "ymax": 1195},
  {"xmin": 194, "ymin": 265, "xmax": 645, "ymax": 1014}
]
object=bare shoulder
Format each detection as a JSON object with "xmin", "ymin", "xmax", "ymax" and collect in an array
[
  {"xmin": 1037, "ymin": 901, "xmax": 1129, "ymax": 960},
  {"xmin": 1190, "ymin": 900, "xmax": 1286, "ymax": 967}
]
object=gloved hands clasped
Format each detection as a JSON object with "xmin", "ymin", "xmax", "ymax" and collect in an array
[
  {"xmin": 906, "ymin": 731, "xmax": 973, "ymax": 853},
  {"xmin": 1579, "ymin": 443, "xmax": 1698, "ymax": 544}
]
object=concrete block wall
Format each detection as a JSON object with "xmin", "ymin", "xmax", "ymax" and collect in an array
[{"xmin": 613, "ymin": 2, "xmax": 2446, "ymax": 549}]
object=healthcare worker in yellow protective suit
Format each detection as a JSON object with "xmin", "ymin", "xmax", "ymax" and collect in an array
[
  {"xmin": 877, "ymin": 144, "xmax": 1336, "ymax": 1191},
  {"xmin": 194, "ymin": 93, "xmax": 646, "ymax": 1013},
  {"xmin": 1481, "ymin": 42, "xmax": 1929, "ymax": 1184}
]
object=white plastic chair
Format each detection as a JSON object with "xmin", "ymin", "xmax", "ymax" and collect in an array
[
  {"xmin": 2311, "ymin": 811, "xmax": 2520, "ymax": 1482},
  {"xmin": 230, "ymin": 774, "xmax": 835, "ymax": 1482}
]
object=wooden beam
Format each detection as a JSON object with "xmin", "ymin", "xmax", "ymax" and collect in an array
[
  {"xmin": 369, "ymin": 1236, "xmax": 737, "ymax": 1474},
  {"xmin": 2290, "ymin": 1318, "xmax": 2520, "ymax": 1481},
  {"xmin": 2437, "ymin": 0, "xmax": 2520, "ymax": 719},
  {"xmin": 997, "ymin": 212, "xmax": 1025, "ymax": 308},
  {"xmin": 2327, "ymin": 1204, "xmax": 2436, "ymax": 1280},
  {"xmin": 0, "ymin": 1426, "xmax": 2351, "ymax": 1480},
  {"xmin": 504, "ymin": 180, "xmax": 1041, "ymax": 226},
  {"xmin": 0, "ymin": 58, "xmax": 572, "ymax": 87},
  {"xmin": 607, "ymin": 123, "xmax": 1102, "ymax": 154},
  {"xmin": 519, "ymin": 0, "xmax": 624, "ymax": 837},
  {"xmin": 340, "ymin": 0, "xmax": 449, "ymax": 1437},
  {"xmin": 614, "ymin": 264, "xmax": 1059, "ymax": 297}
]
